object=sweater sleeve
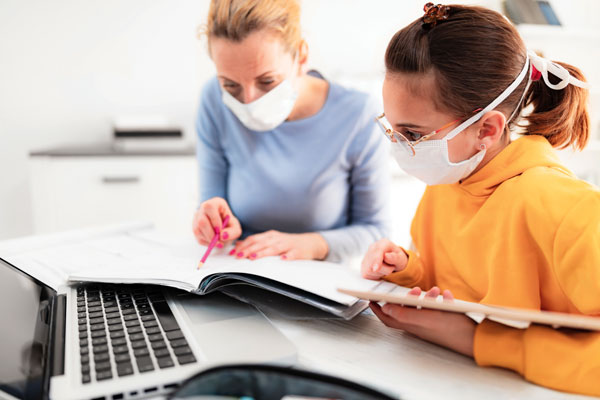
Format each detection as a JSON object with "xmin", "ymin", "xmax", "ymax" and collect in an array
[
  {"xmin": 383, "ymin": 248, "xmax": 434, "ymax": 289},
  {"xmin": 318, "ymin": 99, "xmax": 392, "ymax": 263},
  {"xmin": 474, "ymin": 191, "xmax": 600, "ymax": 396},
  {"xmin": 195, "ymin": 80, "xmax": 229, "ymax": 203}
]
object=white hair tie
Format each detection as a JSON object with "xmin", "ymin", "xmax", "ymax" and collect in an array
[{"xmin": 527, "ymin": 50, "xmax": 590, "ymax": 90}]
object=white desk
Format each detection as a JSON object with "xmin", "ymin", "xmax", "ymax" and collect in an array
[
  {"xmin": 267, "ymin": 312, "xmax": 597, "ymax": 400},
  {"xmin": 1, "ymin": 229, "xmax": 596, "ymax": 400}
]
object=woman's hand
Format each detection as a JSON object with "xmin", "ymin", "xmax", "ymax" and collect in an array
[
  {"xmin": 370, "ymin": 287, "xmax": 476, "ymax": 357},
  {"xmin": 230, "ymin": 230, "xmax": 329, "ymax": 261},
  {"xmin": 361, "ymin": 239, "xmax": 408, "ymax": 280},
  {"xmin": 192, "ymin": 197, "xmax": 242, "ymax": 247}
]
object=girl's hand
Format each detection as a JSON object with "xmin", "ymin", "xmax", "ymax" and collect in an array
[
  {"xmin": 361, "ymin": 239, "xmax": 408, "ymax": 280},
  {"xmin": 230, "ymin": 230, "xmax": 329, "ymax": 261},
  {"xmin": 192, "ymin": 197, "xmax": 242, "ymax": 247},
  {"xmin": 370, "ymin": 286, "xmax": 476, "ymax": 357}
]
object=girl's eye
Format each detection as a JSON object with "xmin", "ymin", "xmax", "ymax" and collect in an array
[
  {"xmin": 401, "ymin": 130, "xmax": 424, "ymax": 142},
  {"xmin": 259, "ymin": 79, "xmax": 275, "ymax": 86}
]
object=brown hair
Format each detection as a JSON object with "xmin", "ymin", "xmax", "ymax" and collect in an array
[
  {"xmin": 202, "ymin": 0, "xmax": 302, "ymax": 55},
  {"xmin": 385, "ymin": 4, "xmax": 590, "ymax": 150}
]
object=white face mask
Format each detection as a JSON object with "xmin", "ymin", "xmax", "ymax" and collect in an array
[
  {"xmin": 221, "ymin": 78, "xmax": 298, "ymax": 132},
  {"xmin": 390, "ymin": 52, "xmax": 531, "ymax": 185}
]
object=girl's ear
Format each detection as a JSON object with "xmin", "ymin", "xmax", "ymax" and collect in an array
[
  {"xmin": 296, "ymin": 39, "xmax": 309, "ymax": 75},
  {"xmin": 477, "ymin": 110, "xmax": 506, "ymax": 149}
]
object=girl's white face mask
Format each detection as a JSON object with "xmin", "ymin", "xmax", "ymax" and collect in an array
[
  {"xmin": 389, "ymin": 51, "xmax": 531, "ymax": 185},
  {"xmin": 221, "ymin": 78, "xmax": 298, "ymax": 132}
]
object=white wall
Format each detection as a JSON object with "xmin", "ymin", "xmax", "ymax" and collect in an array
[{"xmin": 1, "ymin": 0, "xmax": 599, "ymax": 240}]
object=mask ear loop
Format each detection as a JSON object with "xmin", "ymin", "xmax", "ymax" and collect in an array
[
  {"xmin": 506, "ymin": 55, "xmax": 532, "ymax": 128},
  {"xmin": 528, "ymin": 50, "xmax": 590, "ymax": 90}
]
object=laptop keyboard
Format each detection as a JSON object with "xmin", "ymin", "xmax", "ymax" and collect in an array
[{"xmin": 76, "ymin": 285, "xmax": 197, "ymax": 384}]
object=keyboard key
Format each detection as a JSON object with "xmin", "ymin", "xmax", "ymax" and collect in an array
[
  {"xmin": 77, "ymin": 301, "xmax": 85, "ymax": 307},
  {"xmin": 103, "ymin": 301, "xmax": 117, "ymax": 308},
  {"xmin": 157, "ymin": 356, "xmax": 174, "ymax": 369},
  {"xmin": 111, "ymin": 337, "xmax": 127, "ymax": 346},
  {"xmin": 145, "ymin": 327, "xmax": 161, "ymax": 335},
  {"xmin": 80, "ymin": 355, "xmax": 89, "ymax": 364},
  {"xmin": 87, "ymin": 306, "xmax": 102, "ymax": 313},
  {"xmin": 122, "ymin": 308, "xmax": 137, "ymax": 316},
  {"xmin": 87, "ymin": 301, "xmax": 101, "ymax": 308},
  {"xmin": 81, "ymin": 364, "xmax": 90, "ymax": 374},
  {"xmin": 115, "ymin": 353, "xmax": 131, "ymax": 363},
  {"xmin": 125, "ymin": 320, "xmax": 140, "ymax": 328},
  {"xmin": 112, "ymin": 345, "xmax": 129, "ymax": 354},
  {"xmin": 96, "ymin": 370, "xmax": 113, "ymax": 381},
  {"xmin": 136, "ymin": 357, "xmax": 154, "ymax": 373},
  {"xmin": 128, "ymin": 326, "xmax": 143, "ymax": 334},
  {"xmin": 90, "ymin": 324, "xmax": 105, "ymax": 332},
  {"xmin": 143, "ymin": 320, "xmax": 158, "ymax": 329},
  {"xmin": 116, "ymin": 362, "xmax": 134, "ymax": 377},
  {"xmin": 148, "ymin": 333, "xmax": 163, "ymax": 342},
  {"xmin": 129, "ymin": 333, "xmax": 145, "ymax": 342},
  {"xmin": 173, "ymin": 346, "xmax": 192, "ymax": 356},
  {"xmin": 95, "ymin": 361, "xmax": 111, "ymax": 372},
  {"xmin": 77, "ymin": 312, "xmax": 87, "ymax": 319},
  {"xmin": 123, "ymin": 314, "xmax": 138, "ymax": 321},
  {"xmin": 141, "ymin": 315, "xmax": 156, "ymax": 322},
  {"xmin": 131, "ymin": 340, "xmax": 147, "ymax": 350},
  {"xmin": 80, "ymin": 347, "xmax": 89, "ymax": 356},
  {"xmin": 104, "ymin": 306, "xmax": 119, "ymax": 314},
  {"xmin": 82, "ymin": 374, "xmax": 91, "ymax": 384},
  {"xmin": 108, "ymin": 324, "xmax": 123, "ymax": 332},
  {"xmin": 151, "ymin": 341, "xmax": 167, "ymax": 350},
  {"xmin": 152, "ymin": 302, "xmax": 180, "ymax": 332},
  {"xmin": 153, "ymin": 348, "xmax": 170, "ymax": 358},
  {"xmin": 177, "ymin": 354, "xmax": 196, "ymax": 365},
  {"xmin": 138, "ymin": 309, "xmax": 153, "ymax": 316},
  {"xmin": 105, "ymin": 312, "xmax": 120, "ymax": 320},
  {"xmin": 78, "ymin": 318, "xmax": 87, "ymax": 326},
  {"xmin": 91, "ymin": 330, "xmax": 106, "ymax": 339},
  {"xmin": 106, "ymin": 318, "xmax": 122, "ymax": 326},
  {"xmin": 94, "ymin": 353, "xmax": 110, "ymax": 362},
  {"xmin": 92, "ymin": 337, "xmax": 107, "ymax": 346},
  {"xmin": 134, "ymin": 347, "xmax": 150, "ymax": 358},
  {"xmin": 89, "ymin": 311, "xmax": 104, "ymax": 319},
  {"xmin": 79, "ymin": 331, "xmax": 88, "ymax": 340},
  {"xmin": 78, "ymin": 325, "xmax": 87, "ymax": 332},
  {"xmin": 93, "ymin": 344, "xmax": 109, "ymax": 354},
  {"xmin": 77, "ymin": 306, "xmax": 86, "ymax": 313},
  {"xmin": 166, "ymin": 330, "xmax": 184, "ymax": 341},
  {"xmin": 110, "ymin": 330, "xmax": 125, "ymax": 339},
  {"xmin": 89, "ymin": 317, "xmax": 104, "ymax": 325},
  {"xmin": 170, "ymin": 338, "xmax": 188, "ymax": 348}
]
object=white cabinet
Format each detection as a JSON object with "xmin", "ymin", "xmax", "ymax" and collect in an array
[{"xmin": 29, "ymin": 147, "xmax": 198, "ymax": 236}]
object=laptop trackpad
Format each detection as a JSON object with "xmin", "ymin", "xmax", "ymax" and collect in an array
[{"xmin": 172, "ymin": 292, "xmax": 297, "ymax": 366}]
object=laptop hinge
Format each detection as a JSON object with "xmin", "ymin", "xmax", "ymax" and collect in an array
[{"xmin": 50, "ymin": 294, "xmax": 66, "ymax": 377}]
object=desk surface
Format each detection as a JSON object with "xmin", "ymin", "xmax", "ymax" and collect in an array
[{"xmin": 267, "ymin": 312, "xmax": 596, "ymax": 400}]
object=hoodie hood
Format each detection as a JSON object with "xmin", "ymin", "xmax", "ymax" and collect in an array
[{"xmin": 458, "ymin": 135, "xmax": 573, "ymax": 197}]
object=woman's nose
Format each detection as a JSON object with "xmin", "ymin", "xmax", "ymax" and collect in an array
[{"xmin": 240, "ymin": 86, "xmax": 261, "ymax": 104}]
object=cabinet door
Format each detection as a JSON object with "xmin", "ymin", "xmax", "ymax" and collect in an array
[{"xmin": 30, "ymin": 156, "xmax": 198, "ymax": 235}]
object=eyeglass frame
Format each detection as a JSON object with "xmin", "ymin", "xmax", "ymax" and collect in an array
[{"xmin": 375, "ymin": 108, "xmax": 482, "ymax": 157}]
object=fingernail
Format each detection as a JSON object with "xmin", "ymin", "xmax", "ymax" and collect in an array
[
  {"xmin": 371, "ymin": 263, "xmax": 378, "ymax": 272},
  {"xmin": 281, "ymin": 255, "xmax": 287, "ymax": 260},
  {"xmin": 216, "ymin": 243, "xmax": 223, "ymax": 249},
  {"xmin": 237, "ymin": 252, "xmax": 244, "ymax": 258},
  {"xmin": 214, "ymin": 226, "xmax": 220, "ymax": 234},
  {"xmin": 222, "ymin": 231, "xmax": 229, "ymax": 240},
  {"xmin": 250, "ymin": 253, "xmax": 257, "ymax": 259},
  {"xmin": 229, "ymin": 249, "xmax": 236, "ymax": 256}
]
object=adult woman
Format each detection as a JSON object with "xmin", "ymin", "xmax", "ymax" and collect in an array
[
  {"xmin": 361, "ymin": 3, "xmax": 599, "ymax": 396},
  {"xmin": 192, "ymin": 0, "xmax": 390, "ymax": 262}
]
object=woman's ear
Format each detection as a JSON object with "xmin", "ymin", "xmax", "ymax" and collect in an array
[
  {"xmin": 476, "ymin": 110, "xmax": 506, "ymax": 149},
  {"xmin": 296, "ymin": 39, "xmax": 309, "ymax": 75}
]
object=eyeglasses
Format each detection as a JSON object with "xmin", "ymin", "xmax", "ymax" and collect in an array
[
  {"xmin": 375, "ymin": 108, "xmax": 482, "ymax": 157},
  {"xmin": 169, "ymin": 364, "xmax": 396, "ymax": 400}
]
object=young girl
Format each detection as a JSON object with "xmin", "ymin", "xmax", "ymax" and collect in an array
[
  {"xmin": 361, "ymin": 3, "xmax": 599, "ymax": 396},
  {"xmin": 192, "ymin": 0, "xmax": 390, "ymax": 262}
]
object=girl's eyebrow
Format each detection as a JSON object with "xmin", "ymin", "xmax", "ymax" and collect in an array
[{"xmin": 394, "ymin": 122, "xmax": 425, "ymax": 130}]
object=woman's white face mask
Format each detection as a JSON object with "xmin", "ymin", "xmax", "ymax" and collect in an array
[
  {"xmin": 389, "ymin": 53, "xmax": 531, "ymax": 185},
  {"xmin": 221, "ymin": 65, "xmax": 299, "ymax": 132}
]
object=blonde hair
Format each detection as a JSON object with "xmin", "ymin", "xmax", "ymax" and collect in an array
[{"xmin": 201, "ymin": 0, "xmax": 302, "ymax": 55}]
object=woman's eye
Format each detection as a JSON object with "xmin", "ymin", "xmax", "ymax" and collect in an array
[
  {"xmin": 223, "ymin": 82, "xmax": 239, "ymax": 88},
  {"xmin": 401, "ymin": 130, "xmax": 423, "ymax": 141}
]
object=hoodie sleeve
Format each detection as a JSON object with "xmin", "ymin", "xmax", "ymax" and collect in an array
[
  {"xmin": 383, "ymin": 247, "xmax": 435, "ymax": 289},
  {"xmin": 473, "ymin": 191, "xmax": 600, "ymax": 397}
]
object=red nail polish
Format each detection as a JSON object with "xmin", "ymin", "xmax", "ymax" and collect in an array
[
  {"xmin": 237, "ymin": 252, "xmax": 244, "ymax": 257},
  {"xmin": 229, "ymin": 249, "xmax": 236, "ymax": 255},
  {"xmin": 281, "ymin": 255, "xmax": 287, "ymax": 260},
  {"xmin": 250, "ymin": 253, "xmax": 257, "ymax": 259},
  {"xmin": 216, "ymin": 243, "xmax": 223, "ymax": 249},
  {"xmin": 222, "ymin": 231, "xmax": 229, "ymax": 240},
  {"xmin": 214, "ymin": 226, "xmax": 220, "ymax": 234}
]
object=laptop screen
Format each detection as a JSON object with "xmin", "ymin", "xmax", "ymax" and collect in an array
[{"xmin": 0, "ymin": 258, "xmax": 54, "ymax": 400}]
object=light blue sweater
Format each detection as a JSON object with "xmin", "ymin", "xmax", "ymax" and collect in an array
[{"xmin": 195, "ymin": 75, "xmax": 391, "ymax": 262}]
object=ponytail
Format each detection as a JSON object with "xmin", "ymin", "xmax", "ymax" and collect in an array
[{"xmin": 520, "ymin": 62, "xmax": 590, "ymax": 151}]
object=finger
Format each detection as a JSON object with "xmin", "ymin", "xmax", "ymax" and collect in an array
[
  {"xmin": 220, "ymin": 215, "xmax": 242, "ymax": 243},
  {"xmin": 371, "ymin": 303, "xmax": 410, "ymax": 330},
  {"xmin": 193, "ymin": 213, "xmax": 214, "ymax": 246},
  {"xmin": 383, "ymin": 251, "xmax": 407, "ymax": 271},
  {"xmin": 442, "ymin": 289, "xmax": 454, "ymax": 301},
  {"xmin": 234, "ymin": 232, "xmax": 270, "ymax": 256},
  {"xmin": 201, "ymin": 200, "xmax": 224, "ymax": 234},
  {"xmin": 280, "ymin": 247, "xmax": 303, "ymax": 261},
  {"xmin": 425, "ymin": 286, "xmax": 441, "ymax": 298},
  {"xmin": 408, "ymin": 287, "xmax": 422, "ymax": 296},
  {"xmin": 241, "ymin": 242, "xmax": 274, "ymax": 260},
  {"xmin": 375, "ymin": 264, "xmax": 395, "ymax": 276}
]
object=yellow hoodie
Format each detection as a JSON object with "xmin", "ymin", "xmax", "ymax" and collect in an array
[{"xmin": 385, "ymin": 135, "xmax": 600, "ymax": 396}]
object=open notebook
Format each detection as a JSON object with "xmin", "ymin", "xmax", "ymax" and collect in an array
[
  {"xmin": 338, "ymin": 287, "xmax": 600, "ymax": 331},
  {"xmin": 1, "ymin": 223, "xmax": 380, "ymax": 319}
]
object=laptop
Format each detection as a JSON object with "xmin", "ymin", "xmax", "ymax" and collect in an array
[{"xmin": 0, "ymin": 257, "xmax": 297, "ymax": 400}]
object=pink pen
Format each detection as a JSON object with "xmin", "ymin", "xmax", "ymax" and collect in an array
[{"xmin": 197, "ymin": 215, "xmax": 230, "ymax": 269}]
